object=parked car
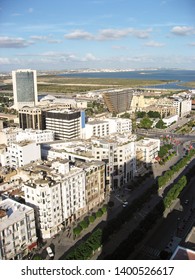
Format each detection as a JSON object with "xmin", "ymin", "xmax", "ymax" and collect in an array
[{"xmin": 46, "ymin": 247, "xmax": 54, "ymax": 258}]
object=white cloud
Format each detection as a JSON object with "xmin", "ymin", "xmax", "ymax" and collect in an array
[
  {"xmin": 97, "ymin": 28, "xmax": 131, "ymax": 40},
  {"xmin": 64, "ymin": 30, "xmax": 94, "ymax": 40},
  {"xmin": 0, "ymin": 57, "xmax": 20, "ymax": 65},
  {"xmin": 47, "ymin": 39, "xmax": 62, "ymax": 44},
  {"xmin": 0, "ymin": 36, "xmax": 33, "ymax": 48},
  {"xmin": 64, "ymin": 28, "xmax": 152, "ymax": 41},
  {"xmin": 188, "ymin": 42, "xmax": 195, "ymax": 46},
  {"xmin": 82, "ymin": 53, "xmax": 98, "ymax": 61},
  {"xmin": 171, "ymin": 26, "xmax": 195, "ymax": 36},
  {"xmin": 131, "ymin": 28, "xmax": 152, "ymax": 39},
  {"xmin": 30, "ymin": 35, "xmax": 62, "ymax": 44},
  {"xmin": 30, "ymin": 35, "xmax": 49, "ymax": 41},
  {"xmin": 144, "ymin": 40, "xmax": 165, "ymax": 47}
]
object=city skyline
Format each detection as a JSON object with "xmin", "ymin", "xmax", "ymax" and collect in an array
[{"xmin": 0, "ymin": 0, "xmax": 195, "ymax": 71}]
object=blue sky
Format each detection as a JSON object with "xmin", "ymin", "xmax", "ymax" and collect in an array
[{"xmin": 0, "ymin": 0, "xmax": 195, "ymax": 71}]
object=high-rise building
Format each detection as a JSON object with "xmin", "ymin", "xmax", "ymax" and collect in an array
[
  {"xmin": 12, "ymin": 69, "xmax": 38, "ymax": 110},
  {"xmin": 103, "ymin": 89, "xmax": 134, "ymax": 113}
]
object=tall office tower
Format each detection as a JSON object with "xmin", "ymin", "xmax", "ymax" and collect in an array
[
  {"xmin": 19, "ymin": 107, "xmax": 42, "ymax": 130},
  {"xmin": 12, "ymin": 69, "xmax": 38, "ymax": 110},
  {"xmin": 103, "ymin": 89, "xmax": 134, "ymax": 114}
]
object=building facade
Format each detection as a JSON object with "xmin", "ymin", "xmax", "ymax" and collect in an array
[
  {"xmin": 0, "ymin": 127, "xmax": 54, "ymax": 146},
  {"xmin": 92, "ymin": 134, "xmax": 136, "ymax": 189},
  {"xmin": 6, "ymin": 141, "xmax": 41, "ymax": 168},
  {"xmin": 43, "ymin": 109, "xmax": 85, "ymax": 140},
  {"xmin": 103, "ymin": 89, "xmax": 134, "ymax": 113},
  {"xmin": 19, "ymin": 107, "xmax": 42, "ymax": 130},
  {"xmin": 12, "ymin": 69, "xmax": 38, "ymax": 110},
  {"xmin": 77, "ymin": 161, "xmax": 105, "ymax": 212},
  {"xmin": 24, "ymin": 178, "xmax": 63, "ymax": 239},
  {"xmin": 136, "ymin": 137, "xmax": 160, "ymax": 165},
  {"xmin": 0, "ymin": 198, "xmax": 37, "ymax": 260},
  {"xmin": 83, "ymin": 117, "xmax": 132, "ymax": 139}
]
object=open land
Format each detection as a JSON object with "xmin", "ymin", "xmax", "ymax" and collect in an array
[
  {"xmin": 36, "ymin": 75, "xmax": 177, "ymax": 94},
  {"xmin": 182, "ymin": 81, "xmax": 195, "ymax": 88},
  {"xmin": 0, "ymin": 75, "xmax": 191, "ymax": 96}
]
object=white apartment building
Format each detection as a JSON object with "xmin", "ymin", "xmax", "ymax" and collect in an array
[
  {"xmin": 180, "ymin": 98, "xmax": 192, "ymax": 117},
  {"xmin": 0, "ymin": 128, "xmax": 54, "ymax": 146},
  {"xmin": 41, "ymin": 140, "xmax": 93, "ymax": 162},
  {"xmin": 84, "ymin": 120, "xmax": 109, "ymax": 139},
  {"xmin": 0, "ymin": 128, "xmax": 18, "ymax": 146},
  {"xmin": 22, "ymin": 160, "xmax": 86, "ymax": 237},
  {"xmin": 136, "ymin": 138, "xmax": 160, "ymax": 165},
  {"xmin": 107, "ymin": 118, "xmax": 132, "ymax": 134},
  {"xmin": 5, "ymin": 141, "xmax": 41, "ymax": 168},
  {"xmin": 16, "ymin": 129, "xmax": 54, "ymax": 143},
  {"xmin": 92, "ymin": 134, "xmax": 136, "ymax": 189},
  {"xmin": 83, "ymin": 117, "xmax": 132, "ymax": 139},
  {"xmin": 0, "ymin": 198, "xmax": 37, "ymax": 260},
  {"xmin": 24, "ymin": 178, "xmax": 63, "ymax": 239},
  {"xmin": 60, "ymin": 165, "xmax": 86, "ymax": 225}
]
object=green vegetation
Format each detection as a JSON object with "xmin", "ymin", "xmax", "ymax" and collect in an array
[
  {"xmin": 136, "ymin": 110, "xmax": 160, "ymax": 119},
  {"xmin": 158, "ymin": 148, "xmax": 195, "ymax": 188},
  {"xmin": 139, "ymin": 117, "xmax": 153, "ymax": 129},
  {"xmin": 86, "ymin": 100, "xmax": 106, "ymax": 116},
  {"xmin": 155, "ymin": 119, "xmax": 166, "ymax": 129},
  {"xmin": 64, "ymin": 229, "xmax": 102, "ymax": 260},
  {"xmin": 147, "ymin": 111, "xmax": 161, "ymax": 118},
  {"xmin": 158, "ymin": 144, "xmax": 173, "ymax": 158},
  {"xmin": 136, "ymin": 111, "xmax": 146, "ymax": 118},
  {"xmin": 34, "ymin": 76, "xmax": 177, "ymax": 94},
  {"xmin": 163, "ymin": 176, "xmax": 187, "ymax": 208},
  {"xmin": 73, "ymin": 206, "xmax": 107, "ymax": 238},
  {"xmin": 32, "ymin": 255, "xmax": 43, "ymax": 260}
]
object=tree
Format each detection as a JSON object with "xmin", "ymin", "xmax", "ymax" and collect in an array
[
  {"xmin": 139, "ymin": 117, "xmax": 153, "ymax": 129},
  {"xmin": 156, "ymin": 119, "xmax": 166, "ymax": 129},
  {"xmin": 73, "ymin": 226, "xmax": 82, "ymax": 236},
  {"xmin": 96, "ymin": 209, "xmax": 103, "ymax": 218},
  {"xmin": 79, "ymin": 220, "xmax": 89, "ymax": 230},
  {"xmin": 136, "ymin": 111, "xmax": 146, "ymax": 118},
  {"xmin": 88, "ymin": 215, "xmax": 96, "ymax": 224},
  {"xmin": 147, "ymin": 111, "xmax": 161, "ymax": 118}
]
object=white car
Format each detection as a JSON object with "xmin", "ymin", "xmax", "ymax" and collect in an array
[{"xmin": 46, "ymin": 247, "xmax": 54, "ymax": 258}]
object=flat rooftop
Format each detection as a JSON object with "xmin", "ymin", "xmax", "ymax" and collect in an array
[{"xmin": 0, "ymin": 198, "xmax": 33, "ymax": 231}]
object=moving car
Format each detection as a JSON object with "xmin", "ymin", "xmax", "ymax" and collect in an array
[{"xmin": 46, "ymin": 247, "xmax": 54, "ymax": 258}]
